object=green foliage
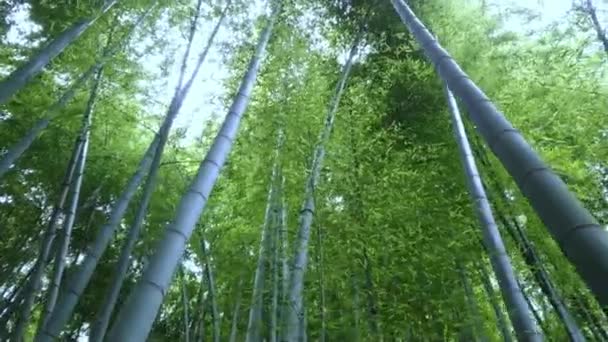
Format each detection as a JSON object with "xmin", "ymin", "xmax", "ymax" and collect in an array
[{"xmin": 1, "ymin": 0, "xmax": 607, "ymax": 340}]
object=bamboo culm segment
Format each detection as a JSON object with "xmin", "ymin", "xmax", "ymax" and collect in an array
[
  {"xmin": 444, "ymin": 85, "xmax": 542, "ymax": 341},
  {"xmin": 284, "ymin": 35, "xmax": 360, "ymax": 341},
  {"xmin": 389, "ymin": 0, "xmax": 608, "ymax": 307},
  {"xmin": 246, "ymin": 131, "xmax": 283, "ymax": 342},
  {"xmin": 0, "ymin": 5, "xmax": 153, "ymax": 181},
  {"xmin": 0, "ymin": 0, "xmax": 117, "ymax": 105},
  {"xmin": 88, "ymin": 2, "xmax": 228, "ymax": 340},
  {"xmin": 33, "ymin": 1, "xmax": 223, "ymax": 337},
  {"xmin": 33, "ymin": 135, "xmax": 159, "ymax": 342},
  {"xmin": 478, "ymin": 262, "xmax": 513, "ymax": 342},
  {"xmin": 106, "ymin": 7, "xmax": 278, "ymax": 341}
]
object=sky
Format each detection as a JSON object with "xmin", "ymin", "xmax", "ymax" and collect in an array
[
  {"xmin": 165, "ymin": 0, "xmax": 583, "ymax": 142},
  {"xmin": 3, "ymin": 0, "xmax": 603, "ymax": 144},
  {"xmin": 128, "ymin": 0, "xmax": 607, "ymax": 143},
  {"xmin": 136, "ymin": 0, "xmax": 267, "ymax": 142},
  {"xmin": 1, "ymin": 0, "xmax": 605, "ymax": 337}
]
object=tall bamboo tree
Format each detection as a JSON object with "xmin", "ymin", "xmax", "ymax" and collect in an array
[
  {"xmin": 106, "ymin": 6, "xmax": 279, "ymax": 340},
  {"xmin": 457, "ymin": 261, "xmax": 487, "ymax": 342},
  {"xmin": 469, "ymin": 134, "xmax": 587, "ymax": 341},
  {"xmin": 193, "ymin": 266, "xmax": 208, "ymax": 342},
  {"xmin": 578, "ymin": 0, "xmax": 608, "ymax": 56},
  {"xmin": 390, "ymin": 0, "xmax": 608, "ymax": 308},
  {"xmin": 0, "ymin": 0, "xmax": 117, "ymax": 104},
  {"xmin": 87, "ymin": 2, "xmax": 229, "ymax": 340},
  {"xmin": 246, "ymin": 132, "xmax": 282, "ymax": 342},
  {"xmin": 284, "ymin": 34, "xmax": 361, "ymax": 341},
  {"xmin": 202, "ymin": 241, "xmax": 220, "ymax": 342},
  {"xmin": 278, "ymin": 177, "xmax": 290, "ymax": 342},
  {"xmin": 33, "ymin": 135, "xmax": 159, "ymax": 342},
  {"xmin": 519, "ymin": 280, "xmax": 548, "ymax": 335},
  {"xmin": 362, "ymin": 249, "xmax": 380, "ymax": 339},
  {"xmin": 245, "ymin": 176, "xmax": 276, "ymax": 341},
  {"xmin": 181, "ymin": 265, "xmax": 191, "ymax": 342},
  {"xmin": 315, "ymin": 223, "xmax": 326, "ymax": 342},
  {"xmin": 229, "ymin": 276, "xmax": 244, "ymax": 342},
  {"xmin": 0, "ymin": 5, "xmax": 153, "ymax": 180},
  {"xmin": 444, "ymin": 85, "xmax": 541, "ymax": 340},
  {"xmin": 10, "ymin": 88, "xmax": 89, "ymax": 341},
  {"xmin": 574, "ymin": 296, "xmax": 608, "ymax": 340},
  {"xmin": 271, "ymin": 218, "xmax": 281, "ymax": 342},
  {"xmin": 36, "ymin": 67, "xmax": 102, "ymax": 335},
  {"xmin": 33, "ymin": 2, "xmax": 231, "ymax": 339},
  {"xmin": 479, "ymin": 261, "xmax": 513, "ymax": 342},
  {"xmin": 496, "ymin": 197, "xmax": 585, "ymax": 340}
]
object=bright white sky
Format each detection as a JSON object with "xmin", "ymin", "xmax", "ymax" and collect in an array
[
  {"xmin": 2, "ymin": 0, "xmax": 605, "ymax": 142},
  {"xmin": 136, "ymin": 0, "xmax": 608, "ymax": 143},
  {"xmin": 140, "ymin": 0, "xmax": 267, "ymax": 142}
]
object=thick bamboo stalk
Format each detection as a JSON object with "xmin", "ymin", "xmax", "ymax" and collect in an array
[
  {"xmin": 390, "ymin": 0, "xmax": 608, "ymax": 308},
  {"xmin": 35, "ymin": 1, "xmax": 228, "ymax": 336},
  {"xmin": 33, "ymin": 134, "xmax": 159, "ymax": 342},
  {"xmin": 106, "ymin": 7, "xmax": 278, "ymax": 340},
  {"xmin": 228, "ymin": 283, "xmax": 243, "ymax": 342},
  {"xmin": 457, "ymin": 262, "xmax": 487, "ymax": 342},
  {"xmin": 38, "ymin": 67, "xmax": 102, "ymax": 335},
  {"xmin": 444, "ymin": 85, "xmax": 541, "ymax": 340},
  {"xmin": 271, "ymin": 205, "xmax": 281, "ymax": 342},
  {"xmin": 0, "ymin": 0, "xmax": 117, "ymax": 104},
  {"xmin": 0, "ymin": 5, "xmax": 153, "ymax": 180},
  {"xmin": 469, "ymin": 135, "xmax": 586, "ymax": 341},
  {"xmin": 278, "ymin": 176, "xmax": 290, "ymax": 342},
  {"xmin": 88, "ymin": 2, "xmax": 227, "ymax": 340},
  {"xmin": 11, "ymin": 118, "xmax": 86, "ymax": 340},
  {"xmin": 315, "ymin": 224, "xmax": 326, "ymax": 342},
  {"xmin": 195, "ymin": 268, "xmax": 208, "ymax": 342}
]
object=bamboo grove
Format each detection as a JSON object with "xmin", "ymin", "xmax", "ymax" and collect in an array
[{"xmin": 0, "ymin": 0, "xmax": 607, "ymax": 340}]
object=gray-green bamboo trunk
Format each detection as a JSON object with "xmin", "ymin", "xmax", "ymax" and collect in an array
[
  {"xmin": 194, "ymin": 268, "xmax": 208, "ymax": 342},
  {"xmin": 11, "ymin": 107, "xmax": 86, "ymax": 341},
  {"xmin": 457, "ymin": 262, "xmax": 487, "ymax": 342},
  {"xmin": 33, "ymin": 134, "xmax": 159, "ymax": 342},
  {"xmin": 284, "ymin": 35, "xmax": 360, "ymax": 341},
  {"xmin": 106, "ymin": 7, "xmax": 278, "ymax": 340},
  {"xmin": 278, "ymin": 177, "xmax": 290, "ymax": 342},
  {"xmin": 0, "ymin": 6, "xmax": 153, "ymax": 180},
  {"xmin": 202, "ymin": 242, "xmax": 220, "ymax": 342},
  {"xmin": 246, "ymin": 132, "xmax": 283, "ymax": 342},
  {"xmin": 469, "ymin": 135, "xmax": 586, "ymax": 341},
  {"xmin": 478, "ymin": 261, "xmax": 513, "ymax": 342},
  {"xmin": 34, "ymin": 2, "xmax": 227, "ymax": 338},
  {"xmin": 444, "ymin": 85, "xmax": 541, "ymax": 340},
  {"xmin": 315, "ymin": 224, "xmax": 326, "ymax": 342},
  {"xmin": 0, "ymin": 0, "xmax": 117, "ymax": 104},
  {"xmin": 390, "ymin": 0, "xmax": 608, "ymax": 307},
  {"xmin": 38, "ymin": 67, "xmax": 101, "ymax": 334},
  {"xmin": 271, "ymin": 200, "xmax": 282, "ymax": 342},
  {"xmin": 498, "ymin": 213, "xmax": 585, "ymax": 340},
  {"xmin": 87, "ymin": 2, "xmax": 227, "ymax": 339},
  {"xmin": 181, "ymin": 266, "xmax": 191, "ymax": 342},
  {"xmin": 229, "ymin": 277, "xmax": 243, "ymax": 342},
  {"xmin": 584, "ymin": 0, "xmax": 608, "ymax": 55}
]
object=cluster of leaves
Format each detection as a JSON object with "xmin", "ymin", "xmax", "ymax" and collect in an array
[{"xmin": 0, "ymin": 0, "xmax": 607, "ymax": 340}]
